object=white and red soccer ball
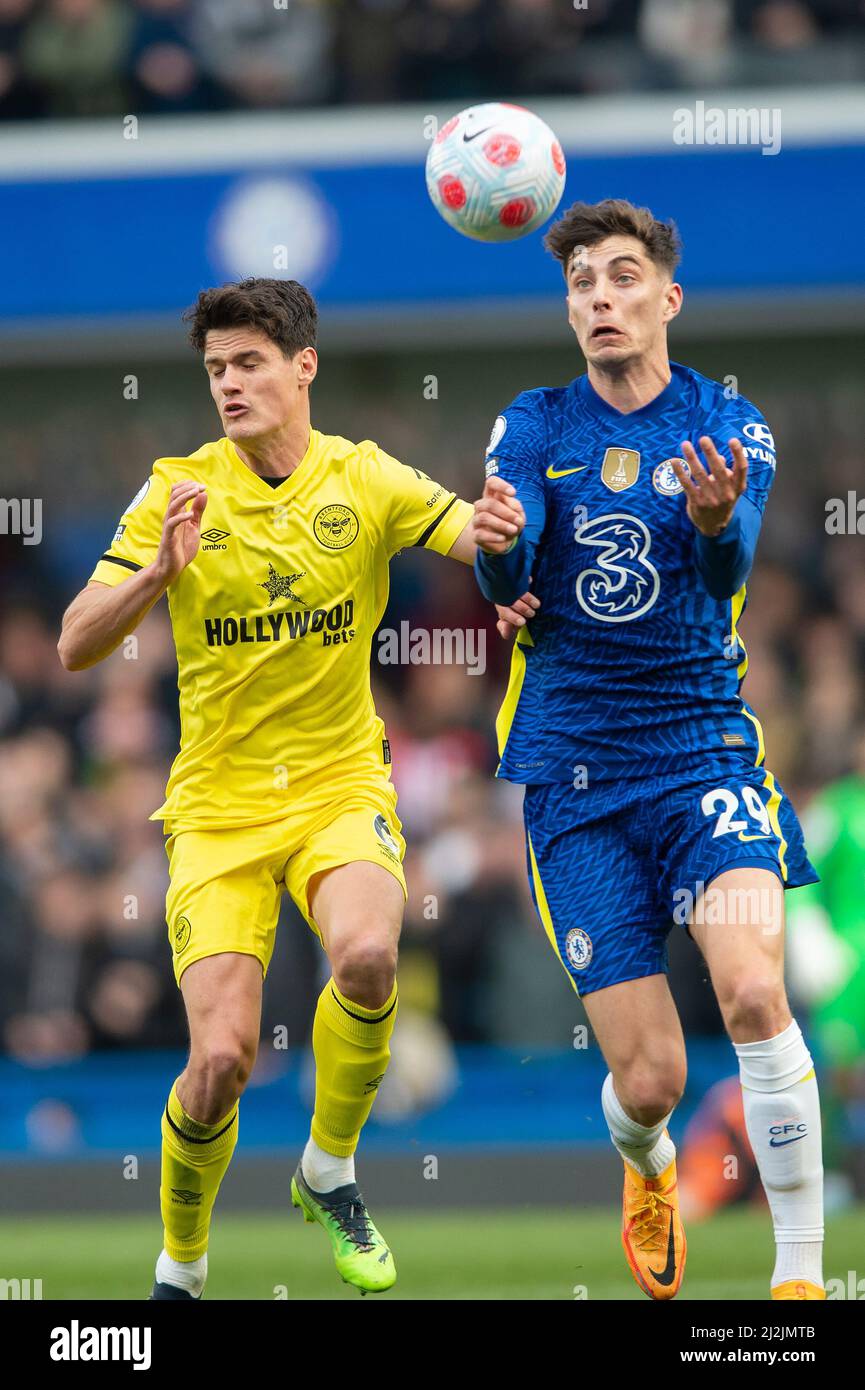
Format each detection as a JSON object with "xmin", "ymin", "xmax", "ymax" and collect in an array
[{"xmin": 425, "ymin": 102, "xmax": 567, "ymax": 243}]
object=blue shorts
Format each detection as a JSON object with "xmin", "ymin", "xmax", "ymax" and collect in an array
[{"xmin": 523, "ymin": 762, "xmax": 818, "ymax": 996}]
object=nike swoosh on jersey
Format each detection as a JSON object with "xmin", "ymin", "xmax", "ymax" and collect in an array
[
  {"xmin": 546, "ymin": 464, "xmax": 588, "ymax": 479},
  {"xmin": 737, "ymin": 832, "xmax": 772, "ymax": 842}
]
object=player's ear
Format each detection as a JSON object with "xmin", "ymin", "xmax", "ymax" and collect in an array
[
  {"xmin": 297, "ymin": 346, "xmax": 318, "ymax": 386},
  {"xmin": 662, "ymin": 281, "xmax": 683, "ymax": 324}
]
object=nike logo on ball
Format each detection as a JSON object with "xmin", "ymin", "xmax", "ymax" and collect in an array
[{"xmin": 463, "ymin": 126, "xmax": 494, "ymax": 142}]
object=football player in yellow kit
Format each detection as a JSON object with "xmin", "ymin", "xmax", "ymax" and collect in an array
[{"xmin": 58, "ymin": 278, "xmax": 535, "ymax": 1299}]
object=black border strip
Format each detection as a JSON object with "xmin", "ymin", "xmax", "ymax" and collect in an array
[
  {"xmin": 330, "ymin": 985, "xmax": 397, "ymax": 1024},
  {"xmin": 99, "ymin": 553, "xmax": 143, "ymax": 573},
  {"xmin": 414, "ymin": 495, "xmax": 457, "ymax": 548},
  {"xmin": 164, "ymin": 1106, "xmax": 238, "ymax": 1145}
]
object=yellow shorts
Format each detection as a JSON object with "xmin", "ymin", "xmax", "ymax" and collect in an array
[{"xmin": 163, "ymin": 775, "xmax": 407, "ymax": 985}]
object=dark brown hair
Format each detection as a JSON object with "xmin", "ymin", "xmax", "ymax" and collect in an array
[
  {"xmin": 544, "ymin": 199, "xmax": 682, "ymax": 279},
  {"xmin": 183, "ymin": 278, "xmax": 318, "ymax": 357}
]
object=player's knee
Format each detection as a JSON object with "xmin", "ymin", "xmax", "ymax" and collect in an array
[
  {"xmin": 332, "ymin": 932, "xmax": 397, "ymax": 1004},
  {"xmin": 618, "ymin": 1060, "xmax": 686, "ymax": 1121},
  {"xmin": 719, "ymin": 974, "xmax": 788, "ymax": 1040},
  {"xmin": 191, "ymin": 1034, "xmax": 258, "ymax": 1105}
]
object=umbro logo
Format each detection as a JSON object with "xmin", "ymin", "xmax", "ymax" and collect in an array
[
  {"xmin": 170, "ymin": 1188, "xmax": 202, "ymax": 1206},
  {"xmin": 201, "ymin": 528, "xmax": 230, "ymax": 551}
]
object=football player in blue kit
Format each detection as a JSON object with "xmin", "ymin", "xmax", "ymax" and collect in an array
[{"xmin": 472, "ymin": 199, "xmax": 824, "ymax": 1302}]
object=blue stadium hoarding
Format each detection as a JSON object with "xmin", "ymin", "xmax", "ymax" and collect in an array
[{"xmin": 0, "ymin": 89, "xmax": 863, "ymax": 350}]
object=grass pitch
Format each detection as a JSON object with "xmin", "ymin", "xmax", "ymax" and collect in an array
[{"xmin": 1, "ymin": 1205, "xmax": 863, "ymax": 1300}]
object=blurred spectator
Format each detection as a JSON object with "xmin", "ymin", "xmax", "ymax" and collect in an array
[
  {"xmin": 335, "ymin": 0, "xmax": 406, "ymax": 104},
  {"xmin": 18, "ymin": 0, "xmax": 133, "ymax": 118},
  {"xmin": 128, "ymin": 0, "xmax": 223, "ymax": 113},
  {"xmin": 189, "ymin": 0, "xmax": 336, "ymax": 108},
  {"xmin": 0, "ymin": 0, "xmax": 44, "ymax": 118},
  {"xmin": 639, "ymin": 0, "xmax": 734, "ymax": 83},
  {"xmin": 2, "ymin": 0, "xmax": 865, "ymax": 118},
  {"xmin": 736, "ymin": 0, "xmax": 820, "ymax": 45},
  {"xmin": 394, "ymin": 0, "xmax": 498, "ymax": 101}
]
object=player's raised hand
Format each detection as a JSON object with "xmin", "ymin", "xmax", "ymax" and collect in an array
[
  {"xmin": 672, "ymin": 437, "xmax": 748, "ymax": 537},
  {"xmin": 154, "ymin": 481, "xmax": 208, "ymax": 582},
  {"xmin": 495, "ymin": 589, "xmax": 540, "ymax": 639},
  {"xmin": 472, "ymin": 475, "xmax": 526, "ymax": 554}
]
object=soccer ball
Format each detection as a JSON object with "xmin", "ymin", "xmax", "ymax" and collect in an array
[{"xmin": 425, "ymin": 102, "xmax": 566, "ymax": 243}]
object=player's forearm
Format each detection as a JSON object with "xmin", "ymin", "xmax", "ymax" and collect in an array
[
  {"xmin": 474, "ymin": 534, "xmax": 534, "ymax": 606},
  {"xmin": 693, "ymin": 496, "xmax": 762, "ymax": 600},
  {"xmin": 57, "ymin": 564, "xmax": 169, "ymax": 670}
]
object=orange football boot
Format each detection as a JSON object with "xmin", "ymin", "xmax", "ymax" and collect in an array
[
  {"xmin": 621, "ymin": 1149, "xmax": 687, "ymax": 1299},
  {"xmin": 771, "ymin": 1280, "xmax": 826, "ymax": 1300}
]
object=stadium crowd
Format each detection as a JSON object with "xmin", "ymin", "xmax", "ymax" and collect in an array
[
  {"xmin": 0, "ymin": 0, "xmax": 863, "ymax": 121},
  {"xmin": 1, "ymin": 354, "xmax": 865, "ymax": 1076}
]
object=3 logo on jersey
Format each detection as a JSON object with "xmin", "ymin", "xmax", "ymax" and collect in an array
[{"xmin": 574, "ymin": 514, "xmax": 661, "ymax": 623}]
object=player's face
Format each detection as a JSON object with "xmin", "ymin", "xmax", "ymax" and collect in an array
[
  {"xmin": 203, "ymin": 327, "xmax": 316, "ymax": 441},
  {"xmin": 564, "ymin": 236, "xmax": 681, "ymax": 368}
]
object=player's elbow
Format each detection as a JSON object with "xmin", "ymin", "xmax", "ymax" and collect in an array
[
  {"xmin": 702, "ymin": 577, "xmax": 739, "ymax": 602},
  {"xmin": 697, "ymin": 555, "xmax": 752, "ymax": 602},
  {"xmin": 57, "ymin": 622, "xmax": 97, "ymax": 672},
  {"xmin": 706, "ymin": 567, "xmax": 751, "ymax": 601},
  {"xmin": 57, "ymin": 634, "xmax": 85, "ymax": 671}
]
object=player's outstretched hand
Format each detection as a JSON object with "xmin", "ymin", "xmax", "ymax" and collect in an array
[
  {"xmin": 673, "ymin": 437, "xmax": 747, "ymax": 537},
  {"xmin": 472, "ymin": 475, "xmax": 526, "ymax": 554},
  {"xmin": 495, "ymin": 590, "xmax": 540, "ymax": 640},
  {"xmin": 154, "ymin": 481, "xmax": 208, "ymax": 582}
]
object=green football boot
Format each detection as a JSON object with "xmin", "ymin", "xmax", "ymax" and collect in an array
[{"xmin": 291, "ymin": 1163, "xmax": 396, "ymax": 1294}]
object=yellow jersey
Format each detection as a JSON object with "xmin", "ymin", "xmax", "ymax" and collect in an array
[{"xmin": 89, "ymin": 429, "xmax": 473, "ymax": 828}]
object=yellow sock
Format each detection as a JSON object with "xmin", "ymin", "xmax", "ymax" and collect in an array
[
  {"xmin": 311, "ymin": 979, "xmax": 398, "ymax": 1158},
  {"xmin": 160, "ymin": 1079, "xmax": 239, "ymax": 1261}
]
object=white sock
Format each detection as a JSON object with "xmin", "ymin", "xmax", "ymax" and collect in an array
[
  {"xmin": 155, "ymin": 1249, "xmax": 207, "ymax": 1297},
  {"xmin": 601, "ymin": 1072, "xmax": 677, "ymax": 1177},
  {"xmin": 302, "ymin": 1136, "xmax": 355, "ymax": 1193},
  {"xmin": 735, "ymin": 1018, "xmax": 824, "ymax": 1288}
]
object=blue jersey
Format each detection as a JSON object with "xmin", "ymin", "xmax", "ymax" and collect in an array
[{"xmin": 475, "ymin": 361, "xmax": 778, "ymax": 807}]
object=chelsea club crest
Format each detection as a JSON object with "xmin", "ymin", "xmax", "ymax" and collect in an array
[
  {"xmin": 652, "ymin": 457, "xmax": 689, "ymax": 497},
  {"xmin": 565, "ymin": 927, "xmax": 593, "ymax": 971}
]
